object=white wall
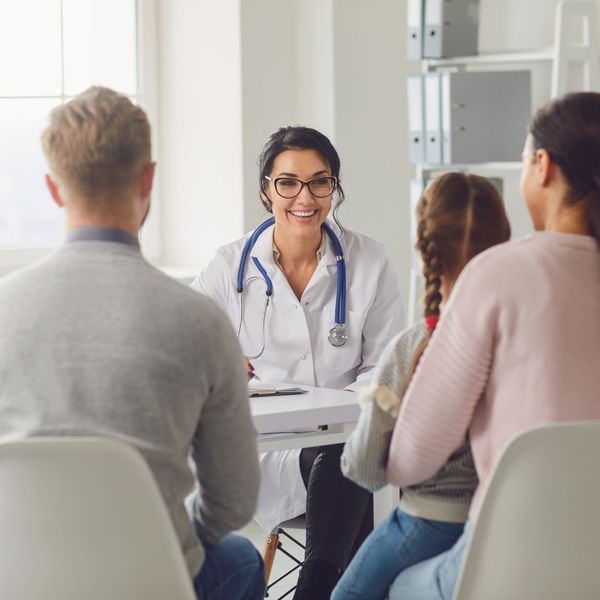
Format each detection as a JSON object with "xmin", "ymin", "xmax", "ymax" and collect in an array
[
  {"xmin": 240, "ymin": 0, "xmax": 297, "ymax": 230},
  {"xmin": 331, "ymin": 0, "xmax": 414, "ymax": 307},
  {"xmin": 156, "ymin": 0, "xmax": 244, "ymax": 271},
  {"xmin": 156, "ymin": 0, "xmax": 600, "ymax": 303},
  {"xmin": 238, "ymin": 0, "xmax": 413, "ymax": 305},
  {"xmin": 240, "ymin": 0, "xmax": 335, "ymax": 230}
]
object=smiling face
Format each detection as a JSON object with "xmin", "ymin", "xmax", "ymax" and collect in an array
[{"xmin": 261, "ymin": 148, "xmax": 334, "ymax": 241}]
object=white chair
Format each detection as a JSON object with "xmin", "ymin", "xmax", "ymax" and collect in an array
[
  {"xmin": 0, "ymin": 437, "xmax": 196, "ymax": 600},
  {"xmin": 453, "ymin": 421, "xmax": 600, "ymax": 600}
]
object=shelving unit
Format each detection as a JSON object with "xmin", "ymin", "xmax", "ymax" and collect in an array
[{"xmin": 407, "ymin": 0, "xmax": 599, "ymax": 324}]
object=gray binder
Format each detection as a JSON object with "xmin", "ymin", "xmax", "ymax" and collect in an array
[
  {"xmin": 407, "ymin": 75, "xmax": 426, "ymax": 164},
  {"xmin": 487, "ymin": 177, "xmax": 504, "ymax": 197},
  {"xmin": 424, "ymin": 73, "xmax": 443, "ymax": 164},
  {"xmin": 424, "ymin": 0, "xmax": 480, "ymax": 58},
  {"xmin": 440, "ymin": 71, "xmax": 531, "ymax": 164},
  {"xmin": 407, "ymin": 0, "xmax": 424, "ymax": 59}
]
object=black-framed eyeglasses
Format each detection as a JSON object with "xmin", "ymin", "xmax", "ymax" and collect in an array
[{"xmin": 264, "ymin": 175, "xmax": 337, "ymax": 199}]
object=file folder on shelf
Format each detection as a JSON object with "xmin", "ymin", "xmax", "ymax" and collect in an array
[
  {"xmin": 440, "ymin": 70, "xmax": 531, "ymax": 164},
  {"xmin": 407, "ymin": 0, "xmax": 424, "ymax": 59},
  {"xmin": 424, "ymin": 73, "xmax": 443, "ymax": 164},
  {"xmin": 407, "ymin": 75, "xmax": 426, "ymax": 164},
  {"xmin": 423, "ymin": 0, "xmax": 480, "ymax": 58}
]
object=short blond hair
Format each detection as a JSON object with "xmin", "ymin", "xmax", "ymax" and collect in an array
[{"xmin": 41, "ymin": 86, "xmax": 151, "ymax": 199}]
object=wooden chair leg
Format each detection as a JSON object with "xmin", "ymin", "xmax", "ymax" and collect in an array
[{"xmin": 262, "ymin": 530, "xmax": 280, "ymax": 586}]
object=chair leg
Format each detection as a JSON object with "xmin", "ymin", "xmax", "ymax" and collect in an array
[{"xmin": 262, "ymin": 530, "xmax": 280, "ymax": 586}]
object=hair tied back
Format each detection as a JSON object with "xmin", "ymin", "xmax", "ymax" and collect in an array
[{"xmin": 425, "ymin": 316, "xmax": 440, "ymax": 331}]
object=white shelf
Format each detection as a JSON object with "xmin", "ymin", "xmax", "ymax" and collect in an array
[
  {"xmin": 424, "ymin": 48, "xmax": 554, "ymax": 69},
  {"xmin": 419, "ymin": 162, "xmax": 522, "ymax": 173}
]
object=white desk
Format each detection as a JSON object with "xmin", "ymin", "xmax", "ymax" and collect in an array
[{"xmin": 250, "ymin": 382, "xmax": 397, "ymax": 524}]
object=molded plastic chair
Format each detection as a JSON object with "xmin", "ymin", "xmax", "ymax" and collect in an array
[
  {"xmin": 453, "ymin": 421, "xmax": 600, "ymax": 600},
  {"xmin": 0, "ymin": 437, "xmax": 196, "ymax": 600}
]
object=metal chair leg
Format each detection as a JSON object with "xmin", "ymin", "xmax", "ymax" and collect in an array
[{"xmin": 262, "ymin": 526, "xmax": 306, "ymax": 599}]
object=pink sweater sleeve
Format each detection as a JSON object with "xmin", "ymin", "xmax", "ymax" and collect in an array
[{"xmin": 386, "ymin": 258, "xmax": 496, "ymax": 487}]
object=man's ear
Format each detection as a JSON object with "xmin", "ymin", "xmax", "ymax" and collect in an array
[
  {"xmin": 45, "ymin": 174, "xmax": 64, "ymax": 208},
  {"xmin": 139, "ymin": 162, "xmax": 156, "ymax": 198}
]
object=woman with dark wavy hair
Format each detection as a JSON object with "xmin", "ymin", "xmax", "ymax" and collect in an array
[{"xmin": 193, "ymin": 125, "xmax": 404, "ymax": 598}]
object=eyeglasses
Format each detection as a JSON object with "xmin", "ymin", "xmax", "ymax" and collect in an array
[{"xmin": 264, "ymin": 175, "xmax": 337, "ymax": 199}]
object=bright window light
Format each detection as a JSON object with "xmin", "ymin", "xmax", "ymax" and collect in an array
[
  {"xmin": 0, "ymin": 0, "xmax": 138, "ymax": 248},
  {"xmin": 63, "ymin": 0, "xmax": 137, "ymax": 96}
]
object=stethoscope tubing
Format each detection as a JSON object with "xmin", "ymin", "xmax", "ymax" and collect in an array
[
  {"xmin": 322, "ymin": 221, "xmax": 346, "ymax": 326},
  {"xmin": 236, "ymin": 217, "xmax": 347, "ymax": 355},
  {"xmin": 237, "ymin": 217, "xmax": 275, "ymax": 293}
]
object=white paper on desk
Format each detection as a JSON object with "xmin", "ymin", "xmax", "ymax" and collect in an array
[
  {"xmin": 248, "ymin": 381, "xmax": 305, "ymax": 396},
  {"xmin": 248, "ymin": 380, "xmax": 284, "ymax": 392}
]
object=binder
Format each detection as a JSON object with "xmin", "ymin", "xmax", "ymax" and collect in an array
[
  {"xmin": 424, "ymin": 0, "xmax": 480, "ymax": 58},
  {"xmin": 440, "ymin": 70, "xmax": 531, "ymax": 164},
  {"xmin": 407, "ymin": 0, "xmax": 424, "ymax": 59},
  {"xmin": 407, "ymin": 75, "xmax": 426, "ymax": 164},
  {"xmin": 487, "ymin": 177, "xmax": 504, "ymax": 198},
  {"xmin": 424, "ymin": 73, "xmax": 443, "ymax": 164}
]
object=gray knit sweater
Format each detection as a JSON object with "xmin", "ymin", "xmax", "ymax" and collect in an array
[
  {"xmin": 0, "ymin": 240, "xmax": 260, "ymax": 575},
  {"xmin": 341, "ymin": 321, "xmax": 477, "ymax": 522}
]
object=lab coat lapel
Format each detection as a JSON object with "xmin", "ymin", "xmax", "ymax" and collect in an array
[
  {"xmin": 306, "ymin": 219, "xmax": 346, "ymax": 291},
  {"xmin": 247, "ymin": 219, "xmax": 346, "ymax": 298},
  {"xmin": 249, "ymin": 221, "xmax": 278, "ymax": 278}
]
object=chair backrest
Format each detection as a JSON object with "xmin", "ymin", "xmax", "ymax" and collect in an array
[
  {"xmin": 0, "ymin": 437, "xmax": 196, "ymax": 600},
  {"xmin": 453, "ymin": 421, "xmax": 600, "ymax": 600}
]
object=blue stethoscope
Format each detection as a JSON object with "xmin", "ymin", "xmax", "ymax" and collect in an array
[{"xmin": 236, "ymin": 216, "xmax": 348, "ymax": 359}]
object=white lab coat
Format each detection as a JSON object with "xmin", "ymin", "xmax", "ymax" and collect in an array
[{"xmin": 192, "ymin": 219, "xmax": 404, "ymax": 532}]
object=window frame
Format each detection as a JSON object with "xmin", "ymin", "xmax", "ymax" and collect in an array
[{"xmin": 0, "ymin": 0, "xmax": 161, "ymax": 276}]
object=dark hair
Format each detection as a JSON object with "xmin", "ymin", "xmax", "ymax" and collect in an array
[
  {"xmin": 258, "ymin": 126, "xmax": 345, "ymax": 230},
  {"xmin": 410, "ymin": 172, "xmax": 511, "ymax": 375},
  {"xmin": 529, "ymin": 91, "xmax": 600, "ymax": 243}
]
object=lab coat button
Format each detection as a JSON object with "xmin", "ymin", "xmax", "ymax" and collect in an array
[
  {"xmin": 301, "ymin": 354, "xmax": 307, "ymax": 360},
  {"xmin": 293, "ymin": 304, "xmax": 298, "ymax": 309}
]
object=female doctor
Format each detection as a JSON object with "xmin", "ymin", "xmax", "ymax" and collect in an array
[{"xmin": 192, "ymin": 126, "xmax": 404, "ymax": 599}]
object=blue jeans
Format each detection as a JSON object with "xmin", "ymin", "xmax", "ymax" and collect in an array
[
  {"xmin": 388, "ymin": 520, "xmax": 473, "ymax": 599},
  {"xmin": 193, "ymin": 534, "xmax": 265, "ymax": 600},
  {"xmin": 331, "ymin": 508, "xmax": 464, "ymax": 600}
]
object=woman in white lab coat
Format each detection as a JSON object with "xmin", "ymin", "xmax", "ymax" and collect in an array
[{"xmin": 192, "ymin": 126, "xmax": 404, "ymax": 599}]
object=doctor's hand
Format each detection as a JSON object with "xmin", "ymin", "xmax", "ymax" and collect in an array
[{"xmin": 244, "ymin": 357, "xmax": 255, "ymax": 380}]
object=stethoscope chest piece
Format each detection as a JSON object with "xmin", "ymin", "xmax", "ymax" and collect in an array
[{"xmin": 328, "ymin": 323, "xmax": 348, "ymax": 347}]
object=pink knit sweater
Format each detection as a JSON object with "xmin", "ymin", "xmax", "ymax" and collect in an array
[{"xmin": 387, "ymin": 232, "xmax": 600, "ymax": 518}]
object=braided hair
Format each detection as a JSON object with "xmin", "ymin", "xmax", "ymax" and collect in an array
[
  {"xmin": 410, "ymin": 172, "xmax": 511, "ymax": 376},
  {"xmin": 416, "ymin": 206, "xmax": 444, "ymax": 320}
]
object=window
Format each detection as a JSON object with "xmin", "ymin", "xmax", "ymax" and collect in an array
[{"xmin": 0, "ymin": 0, "xmax": 158, "ymax": 272}]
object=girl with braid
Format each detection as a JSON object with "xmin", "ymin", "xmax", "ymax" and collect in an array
[{"xmin": 332, "ymin": 172, "xmax": 510, "ymax": 600}]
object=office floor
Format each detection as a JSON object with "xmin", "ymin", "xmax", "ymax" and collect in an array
[{"xmin": 240, "ymin": 521, "xmax": 305, "ymax": 598}]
